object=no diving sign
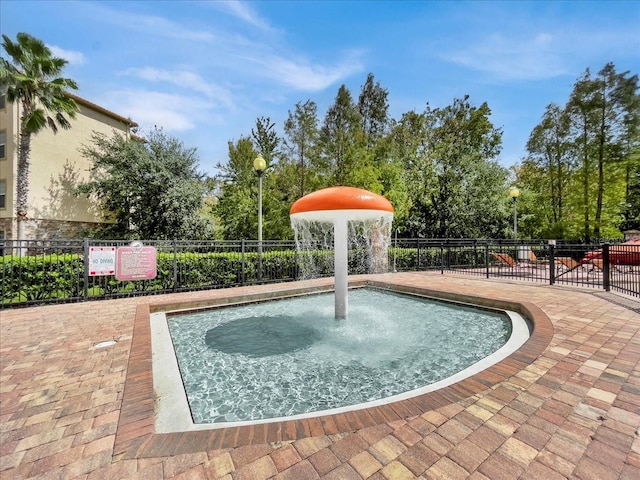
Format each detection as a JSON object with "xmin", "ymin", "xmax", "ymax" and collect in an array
[{"xmin": 88, "ymin": 246, "xmax": 116, "ymax": 276}]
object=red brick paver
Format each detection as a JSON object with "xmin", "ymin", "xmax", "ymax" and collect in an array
[{"xmin": 1, "ymin": 273, "xmax": 639, "ymax": 479}]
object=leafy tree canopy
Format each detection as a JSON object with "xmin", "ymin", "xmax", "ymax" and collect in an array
[{"xmin": 78, "ymin": 128, "xmax": 212, "ymax": 240}]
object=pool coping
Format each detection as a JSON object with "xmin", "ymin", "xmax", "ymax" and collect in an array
[{"xmin": 113, "ymin": 279, "xmax": 554, "ymax": 460}]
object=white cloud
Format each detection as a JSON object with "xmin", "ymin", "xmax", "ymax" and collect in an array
[
  {"xmin": 100, "ymin": 90, "xmax": 216, "ymax": 132},
  {"xmin": 120, "ymin": 67, "xmax": 235, "ymax": 108},
  {"xmin": 216, "ymin": 0, "xmax": 272, "ymax": 31},
  {"xmin": 249, "ymin": 51, "xmax": 365, "ymax": 91},
  {"xmin": 445, "ymin": 32, "xmax": 569, "ymax": 81},
  {"xmin": 443, "ymin": 25, "xmax": 639, "ymax": 82},
  {"xmin": 91, "ymin": 3, "xmax": 215, "ymax": 42},
  {"xmin": 48, "ymin": 45, "xmax": 85, "ymax": 65}
]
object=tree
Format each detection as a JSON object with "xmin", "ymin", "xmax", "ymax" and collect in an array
[
  {"xmin": 422, "ymin": 97, "xmax": 504, "ymax": 238},
  {"xmin": 523, "ymin": 103, "xmax": 573, "ymax": 237},
  {"xmin": 588, "ymin": 64, "xmax": 639, "ymax": 238},
  {"xmin": 357, "ymin": 73, "xmax": 390, "ymax": 149},
  {"xmin": 0, "ymin": 32, "xmax": 79, "ymax": 239},
  {"xmin": 566, "ymin": 63, "xmax": 640, "ymax": 240},
  {"xmin": 78, "ymin": 129, "xmax": 211, "ymax": 239},
  {"xmin": 283, "ymin": 100, "xmax": 320, "ymax": 198},
  {"xmin": 623, "ymin": 147, "xmax": 640, "ymax": 231},
  {"xmin": 318, "ymin": 84, "xmax": 364, "ymax": 185},
  {"xmin": 251, "ymin": 116, "xmax": 280, "ymax": 165},
  {"xmin": 388, "ymin": 110, "xmax": 432, "ymax": 234},
  {"xmin": 213, "ymin": 137, "xmax": 260, "ymax": 240}
]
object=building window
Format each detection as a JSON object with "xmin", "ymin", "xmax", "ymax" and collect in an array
[
  {"xmin": 0, "ymin": 91, "xmax": 5, "ymax": 110},
  {"xmin": 0, "ymin": 180, "xmax": 6, "ymax": 209},
  {"xmin": 0, "ymin": 131, "xmax": 5, "ymax": 159}
]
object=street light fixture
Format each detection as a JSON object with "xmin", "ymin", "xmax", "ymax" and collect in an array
[
  {"xmin": 509, "ymin": 187, "xmax": 520, "ymax": 239},
  {"xmin": 253, "ymin": 154, "xmax": 267, "ymax": 281}
]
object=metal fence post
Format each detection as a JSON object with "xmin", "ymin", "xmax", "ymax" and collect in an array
[
  {"xmin": 83, "ymin": 238, "xmax": 89, "ymax": 301},
  {"xmin": 440, "ymin": 243, "xmax": 445, "ymax": 274},
  {"xmin": 549, "ymin": 243, "xmax": 555, "ymax": 285},
  {"xmin": 241, "ymin": 239, "xmax": 245, "ymax": 285},
  {"xmin": 485, "ymin": 244, "xmax": 490, "ymax": 278},
  {"xmin": 172, "ymin": 239, "xmax": 178, "ymax": 292},
  {"xmin": 602, "ymin": 243, "xmax": 610, "ymax": 292}
]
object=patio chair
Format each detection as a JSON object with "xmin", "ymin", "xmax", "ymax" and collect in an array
[
  {"xmin": 490, "ymin": 252, "xmax": 518, "ymax": 267},
  {"xmin": 528, "ymin": 250, "xmax": 548, "ymax": 267},
  {"xmin": 555, "ymin": 256, "xmax": 581, "ymax": 270},
  {"xmin": 554, "ymin": 256, "xmax": 611, "ymax": 277},
  {"xmin": 585, "ymin": 258, "xmax": 622, "ymax": 274},
  {"xmin": 554, "ymin": 256, "xmax": 588, "ymax": 276},
  {"xmin": 490, "ymin": 252, "xmax": 536, "ymax": 269}
]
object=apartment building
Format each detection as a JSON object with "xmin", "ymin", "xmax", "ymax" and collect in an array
[{"xmin": 0, "ymin": 91, "xmax": 138, "ymax": 241}]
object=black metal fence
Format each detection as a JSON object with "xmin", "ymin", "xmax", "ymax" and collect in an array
[
  {"xmin": 1, "ymin": 238, "xmax": 638, "ymax": 308},
  {"xmin": 390, "ymin": 238, "xmax": 639, "ymax": 299}
]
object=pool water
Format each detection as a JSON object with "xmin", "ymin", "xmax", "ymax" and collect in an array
[{"xmin": 167, "ymin": 289, "xmax": 511, "ymax": 424}]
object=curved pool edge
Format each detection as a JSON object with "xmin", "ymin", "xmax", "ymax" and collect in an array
[{"xmin": 113, "ymin": 278, "xmax": 554, "ymax": 460}]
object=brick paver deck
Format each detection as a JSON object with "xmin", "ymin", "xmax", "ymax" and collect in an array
[{"xmin": 1, "ymin": 272, "xmax": 638, "ymax": 479}]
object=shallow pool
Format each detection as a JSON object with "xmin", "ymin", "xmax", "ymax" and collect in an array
[{"xmin": 166, "ymin": 289, "xmax": 512, "ymax": 424}]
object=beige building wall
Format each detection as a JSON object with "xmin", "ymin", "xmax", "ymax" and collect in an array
[{"xmin": 0, "ymin": 92, "xmax": 137, "ymax": 240}]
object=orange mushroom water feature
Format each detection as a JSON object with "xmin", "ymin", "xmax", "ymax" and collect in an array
[{"xmin": 290, "ymin": 187, "xmax": 394, "ymax": 319}]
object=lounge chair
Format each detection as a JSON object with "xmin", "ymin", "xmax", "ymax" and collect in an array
[
  {"xmin": 490, "ymin": 252, "xmax": 536, "ymax": 269},
  {"xmin": 554, "ymin": 256, "xmax": 589, "ymax": 277},
  {"xmin": 491, "ymin": 252, "xmax": 517, "ymax": 267},
  {"xmin": 555, "ymin": 256, "xmax": 581, "ymax": 270},
  {"xmin": 528, "ymin": 250, "xmax": 548, "ymax": 267},
  {"xmin": 585, "ymin": 258, "xmax": 622, "ymax": 273},
  {"xmin": 554, "ymin": 256, "xmax": 615, "ymax": 277}
]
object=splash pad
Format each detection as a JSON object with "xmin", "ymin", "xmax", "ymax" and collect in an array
[{"xmin": 290, "ymin": 186, "xmax": 394, "ymax": 319}]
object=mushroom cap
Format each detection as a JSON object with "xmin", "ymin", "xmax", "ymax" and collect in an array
[{"xmin": 290, "ymin": 186, "xmax": 394, "ymax": 215}]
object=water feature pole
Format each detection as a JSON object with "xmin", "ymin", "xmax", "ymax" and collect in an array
[
  {"xmin": 334, "ymin": 215, "xmax": 348, "ymax": 319},
  {"xmin": 290, "ymin": 186, "xmax": 394, "ymax": 320}
]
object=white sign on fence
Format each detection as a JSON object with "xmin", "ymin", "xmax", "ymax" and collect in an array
[{"xmin": 88, "ymin": 246, "xmax": 116, "ymax": 276}]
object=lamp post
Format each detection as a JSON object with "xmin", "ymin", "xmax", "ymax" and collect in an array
[
  {"xmin": 509, "ymin": 187, "xmax": 520, "ymax": 239},
  {"xmin": 253, "ymin": 154, "xmax": 267, "ymax": 281}
]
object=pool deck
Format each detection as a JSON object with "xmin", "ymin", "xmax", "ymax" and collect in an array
[{"xmin": 1, "ymin": 272, "xmax": 639, "ymax": 479}]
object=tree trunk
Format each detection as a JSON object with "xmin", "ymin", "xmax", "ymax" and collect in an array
[
  {"xmin": 582, "ymin": 124, "xmax": 591, "ymax": 242},
  {"xmin": 594, "ymin": 97, "xmax": 607, "ymax": 239},
  {"xmin": 16, "ymin": 126, "xmax": 31, "ymax": 242}
]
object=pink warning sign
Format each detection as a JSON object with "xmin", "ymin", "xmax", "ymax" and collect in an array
[{"xmin": 116, "ymin": 246, "xmax": 157, "ymax": 281}]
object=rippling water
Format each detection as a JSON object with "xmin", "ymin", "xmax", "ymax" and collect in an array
[{"xmin": 167, "ymin": 289, "xmax": 511, "ymax": 423}]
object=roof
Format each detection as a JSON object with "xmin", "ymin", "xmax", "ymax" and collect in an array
[{"xmin": 66, "ymin": 92, "xmax": 139, "ymax": 128}]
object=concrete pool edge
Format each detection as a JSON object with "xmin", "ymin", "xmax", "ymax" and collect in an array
[{"xmin": 113, "ymin": 278, "xmax": 554, "ymax": 460}]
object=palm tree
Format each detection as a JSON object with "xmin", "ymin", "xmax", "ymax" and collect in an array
[{"xmin": 0, "ymin": 32, "xmax": 79, "ymax": 240}]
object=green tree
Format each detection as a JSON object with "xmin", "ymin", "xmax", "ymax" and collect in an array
[
  {"xmin": 566, "ymin": 63, "xmax": 639, "ymax": 240},
  {"xmin": 523, "ymin": 103, "xmax": 573, "ymax": 237},
  {"xmin": 283, "ymin": 100, "xmax": 320, "ymax": 198},
  {"xmin": 0, "ymin": 32, "xmax": 79, "ymax": 239},
  {"xmin": 388, "ymin": 110, "xmax": 432, "ymax": 234},
  {"xmin": 79, "ymin": 129, "xmax": 211, "ymax": 239},
  {"xmin": 589, "ymin": 63, "xmax": 639, "ymax": 238},
  {"xmin": 252, "ymin": 116, "xmax": 280, "ymax": 165},
  {"xmin": 318, "ymin": 84, "xmax": 364, "ymax": 185},
  {"xmin": 357, "ymin": 73, "xmax": 390, "ymax": 149},
  {"xmin": 423, "ymin": 97, "xmax": 504, "ymax": 238},
  {"xmin": 213, "ymin": 137, "xmax": 260, "ymax": 240},
  {"xmin": 623, "ymin": 147, "xmax": 640, "ymax": 231}
]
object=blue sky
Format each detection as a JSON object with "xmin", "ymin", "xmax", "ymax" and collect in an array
[{"xmin": 2, "ymin": 0, "xmax": 639, "ymax": 176}]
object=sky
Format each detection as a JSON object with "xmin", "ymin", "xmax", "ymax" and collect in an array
[{"xmin": 2, "ymin": 0, "xmax": 639, "ymax": 176}]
